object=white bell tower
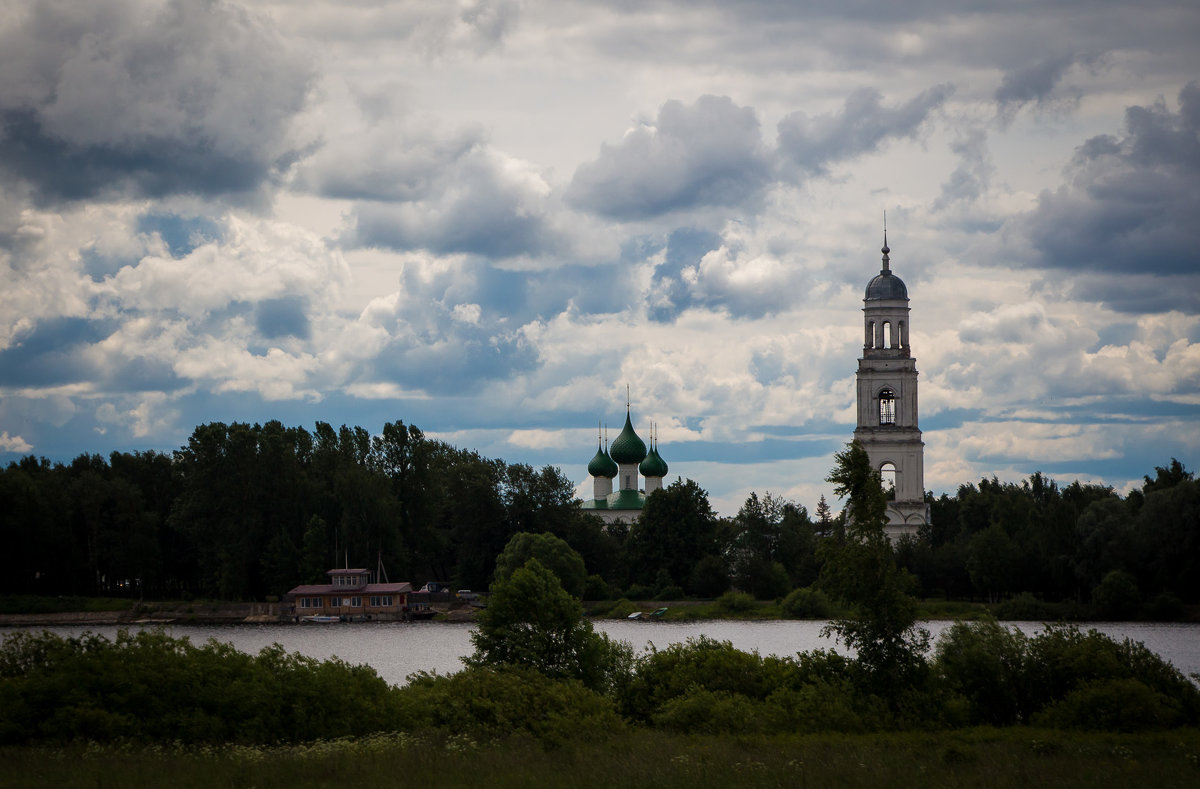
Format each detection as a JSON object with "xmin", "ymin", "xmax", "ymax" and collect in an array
[{"xmin": 854, "ymin": 230, "xmax": 930, "ymax": 539}]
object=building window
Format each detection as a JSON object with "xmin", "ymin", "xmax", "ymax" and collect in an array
[
  {"xmin": 350, "ymin": 596, "xmax": 361, "ymax": 607},
  {"xmin": 330, "ymin": 596, "xmax": 341, "ymax": 607},
  {"xmin": 371, "ymin": 595, "xmax": 393, "ymax": 607},
  {"xmin": 880, "ymin": 462, "xmax": 897, "ymax": 500},
  {"xmin": 879, "ymin": 388, "xmax": 896, "ymax": 425}
]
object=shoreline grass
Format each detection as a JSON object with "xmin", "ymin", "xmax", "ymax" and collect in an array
[{"xmin": 4, "ymin": 728, "xmax": 1199, "ymax": 789}]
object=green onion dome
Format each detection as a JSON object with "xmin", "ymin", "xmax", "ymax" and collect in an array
[
  {"xmin": 588, "ymin": 442, "xmax": 618, "ymax": 478},
  {"xmin": 639, "ymin": 445, "xmax": 668, "ymax": 477},
  {"xmin": 609, "ymin": 412, "xmax": 647, "ymax": 464}
]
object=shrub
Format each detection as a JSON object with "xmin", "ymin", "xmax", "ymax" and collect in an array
[
  {"xmin": 1091, "ymin": 570, "xmax": 1141, "ymax": 620},
  {"xmin": 398, "ymin": 666, "xmax": 624, "ymax": 743},
  {"xmin": 0, "ymin": 629, "xmax": 399, "ymax": 745},
  {"xmin": 716, "ymin": 590, "xmax": 756, "ymax": 614},
  {"xmin": 1033, "ymin": 678, "xmax": 1185, "ymax": 731},
  {"xmin": 1144, "ymin": 592, "xmax": 1183, "ymax": 621},
  {"xmin": 655, "ymin": 585, "xmax": 685, "ymax": 601},
  {"xmin": 933, "ymin": 619, "xmax": 1028, "ymax": 725},
  {"xmin": 781, "ymin": 586, "xmax": 832, "ymax": 619},
  {"xmin": 994, "ymin": 591, "xmax": 1056, "ymax": 621},
  {"xmin": 623, "ymin": 583, "xmax": 654, "ymax": 601},
  {"xmin": 584, "ymin": 574, "xmax": 611, "ymax": 601},
  {"xmin": 603, "ymin": 598, "xmax": 640, "ymax": 619},
  {"xmin": 620, "ymin": 637, "xmax": 774, "ymax": 722},
  {"xmin": 651, "ymin": 688, "xmax": 767, "ymax": 734},
  {"xmin": 1022, "ymin": 625, "xmax": 1200, "ymax": 724}
]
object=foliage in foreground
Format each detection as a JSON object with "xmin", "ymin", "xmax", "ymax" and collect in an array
[
  {"xmin": 2, "ymin": 619, "xmax": 1199, "ymax": 750},
  {"xmin": 5, "ymin": 729, "xmax": 1200, "ymax": 789},
  {"xmin": 0, "ymin": 629, "xmax": 397, "ymax": 745}
]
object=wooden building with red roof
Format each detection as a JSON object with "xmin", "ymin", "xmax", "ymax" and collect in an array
[{"xmin": 285, "ymin": 568, "xmax": 414, "ymax": 622}]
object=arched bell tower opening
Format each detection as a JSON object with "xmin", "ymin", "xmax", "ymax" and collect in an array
[{"xmin": 853, "ymin": 230, "xmax": 931, "ymax": 539}]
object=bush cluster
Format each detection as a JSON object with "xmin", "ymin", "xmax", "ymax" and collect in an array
[
  {"xmin": 2, "ymin": 619, "xmax": 1198, "ymax": 748},
  {"xmin": 0, "ymin": 629, "xmax": 398, "ymax": 744}
]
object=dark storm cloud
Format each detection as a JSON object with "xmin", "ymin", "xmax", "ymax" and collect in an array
[
  {"xmin": 1063, "ymin": 272, "xmax": 1200, "ymax": 315},
  {"xmin": 0, "ymin": 110, "xmax": 273, "ymax": 203},
  {"xmin": 935, "ymin": 127, "xmax": 994, "ymax": 209},
  {"xmin": 1008, "ymin": 82, "xmax": 1200, "ymax": 300},
  {"xmin": 994, "ymin": 52, "xmax": 1091, "ymax": 122},
  {"xmin": 566, "ymin": 95, "xmax": 772, "ymax": 220},
  {"xmin": 776, "ymin": 85, "xmax": 953, "ymax": 176},
  {"xmin": 255, "ymin": 297, "xmax": 311, "ymax": 340},
  {"xmin": 0, "ymin": 0, "xmax": 312, "ymax": 204},
  {"xmin": 0, "ymin": 317, "xmax": 114, "ymax": 386}
]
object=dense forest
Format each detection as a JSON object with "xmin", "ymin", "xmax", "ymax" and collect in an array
[{"xmin": 0, "ymin": 419, "xmax": 1196, "ymax": 613}]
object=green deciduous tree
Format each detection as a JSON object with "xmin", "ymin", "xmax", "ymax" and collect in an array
[
  {"xmin": 625, "ymin": 478, "xmax": 719, "ymax": 593},
  {"xmin": 493, "ymin": 531, "xmax": 587, "ymax": 598},
  {"xmin": 820, "ymin": 440, "xmax": 928, "ymax": 696},
  {"xmin": 466, "ymin": 558, "xmax": 631, "ymax": 693}
]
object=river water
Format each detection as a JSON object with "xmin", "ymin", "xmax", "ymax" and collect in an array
[{"xmin": 6, "ymin": 620, "xmax": 1199, "ymax": 688}]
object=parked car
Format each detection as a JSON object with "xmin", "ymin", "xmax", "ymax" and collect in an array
[
  {"xmin": 456, "ymin": 589, "xmax": 480, "ymax": 601},
  {"xmin": 419, "ymin": 581, "xmax": 450, "ymax": 593}
]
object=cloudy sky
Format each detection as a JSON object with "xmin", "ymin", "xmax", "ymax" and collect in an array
[{"xmin": 1, "ymin": 0, "xmax": 1197, "ymax": 515}]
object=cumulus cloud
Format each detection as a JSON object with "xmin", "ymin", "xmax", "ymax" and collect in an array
[
  {"xmin": 354, "ymin": 291, "xmax": 540, "ymax": 395},
  {"xmin": 672, "ymin": 224, "xmax": 808, "ymax": 319},
  {"xmin": 345, "ymin": 147, "xmax": 561, "ymax": 259},
  {"xmin": 776, "ymin": 84, "xmax": 953, "ymax": 176},
  {"xmin": 299, "ymin": 110, "xmax": 484, "ymax": 203},
  {"xmin": 0, "ymin": 431, "xmax": 32, "ymax": 453},
  {"xmin": 103, "ymin": 216, "xmax": 345, "ymax": 317},
  {"xmin": 567, "ymin": 95, "xmax": 772, "ymax": 220},
  {"xmin": 0, "ymin": 0, "xmax": 312, "ymax": 204},
  {"xmin": 1000, "ymin": 82, "xmax": 1200, "ymax": 305}
]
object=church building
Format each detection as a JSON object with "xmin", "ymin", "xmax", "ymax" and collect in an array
[
  {"xmin": 853, "ymin": 232, "xmax": 932, "ymax": 538},
  {"xmin": 580, "ymin": 405, "xmax": 667, "ymax": 525}
]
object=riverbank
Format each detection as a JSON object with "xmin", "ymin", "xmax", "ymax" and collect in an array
[
  {"xmin": 3, "ymin": 594, "xmax": 1197, "ymax": 628},
  {"xmin": 5, "ymin": 728, "xmax": 1199, "ymax": 789},
  {"xmin": 0, "ymin": 601, "xmax": 282, "ymax": 627}
]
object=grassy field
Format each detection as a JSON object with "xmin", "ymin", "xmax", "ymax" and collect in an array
[{"xmin": 4, "ymin": 729, "xmax": 1199, "ymax": 788}]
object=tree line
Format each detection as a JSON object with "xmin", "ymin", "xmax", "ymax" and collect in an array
[
  {"xmin": 0, "ymin": 418, "xmax": 1196, "ymax": 613},
  {"xmin": 3, "ymin": 440, "xmax": 1196, "ymax": 749}
]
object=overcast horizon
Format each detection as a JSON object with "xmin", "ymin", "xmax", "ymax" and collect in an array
[{"xmin": 1, "ymin": 0, "xmax": 1197, "ymax": 516}]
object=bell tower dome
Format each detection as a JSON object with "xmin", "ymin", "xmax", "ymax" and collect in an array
[{"xmin": 854, "ymin": 229, "xmax": 930, "ymax": 538}]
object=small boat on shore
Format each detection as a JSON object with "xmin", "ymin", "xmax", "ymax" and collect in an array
[
  {"xmin": 626, "ymin": 607, "xmax": 669, "ymax": 621},
  {"xmin": 301, "ymin": 615, "xmax": 342, "ymax": 623}
]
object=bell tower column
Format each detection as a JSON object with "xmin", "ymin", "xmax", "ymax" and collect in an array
[{"xmin": 853, "ymin": 232, "xmax": 930, "ymax": 539}]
